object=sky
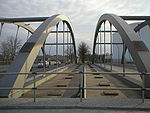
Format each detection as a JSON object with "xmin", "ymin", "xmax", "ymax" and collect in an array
[{"xmin": 0, "ymin": 0, "xmax": 150, "ymax": 52}]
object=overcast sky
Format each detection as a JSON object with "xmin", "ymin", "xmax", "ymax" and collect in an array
[{"xmin": 0, "ymin": 0, "xmax": 150, "ymax": 51}]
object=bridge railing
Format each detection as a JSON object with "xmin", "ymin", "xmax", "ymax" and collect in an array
[{"xmin": 0, "ymin": 70, "xmax": 149, "ymax": 103}]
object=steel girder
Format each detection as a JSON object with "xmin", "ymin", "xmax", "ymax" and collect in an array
[
  {"xmin": 93, "ymin": 14, "xmax": 150, "ymax": 98},
  {"xmin": 0, "ymin": 14, "xmax": 77, "ymax": 98}
]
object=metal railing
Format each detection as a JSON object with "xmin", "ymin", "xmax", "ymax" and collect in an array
[{"xmin": 0, "ymin": 70, "xmax": 149, "ymax": 103}]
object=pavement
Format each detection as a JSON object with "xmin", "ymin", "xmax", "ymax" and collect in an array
[
  {"xmin": 21, "ymin": 64, "xmax": 81, "ymax": 98},
  {"xmin": 85, "ymin": 65, "xmax": 128, "ymax": 99},
  {"xmin": 0, "ymin": 98, "xmax": 150, "ymax": 113},
  {"xmin": 96, "ymin": 64, "xmax": 142, "ymax": 87}
]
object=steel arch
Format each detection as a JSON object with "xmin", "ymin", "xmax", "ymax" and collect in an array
[
  {"xmin": 121, "ymin": 20, "xmax": 150, "ymax": 64},
  {"xmin": 13, "ymin": 23, "xmax": 34, "ymax": 33},
  {"xmin": 0, "ymin": 17, "xmax": 34, "ymax": 34},
  {"xmin": 93, "ymin": 14, "xmax": 150, "ymax": 98},
  {"xmin": 0, "ymin": 14, "xmax": 77, "ymax": 98},
  {"xmin": 134, "ymin": 20, "xmax": 150, "ymax": 32}
]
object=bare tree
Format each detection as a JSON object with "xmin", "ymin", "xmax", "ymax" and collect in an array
[
  {"xmin": 0, "ymin": 36, "xmax": 22, "ymax": 64},
  {"xmin": 78, "ymin": 42, "xmax": 90, "ymax": 63},
  {"xmin": 65, "ymin": 46, "xmax": 74, "ymax": 63}
]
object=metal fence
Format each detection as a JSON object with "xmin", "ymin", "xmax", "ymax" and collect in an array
[{"xmin": 0, "ymin": 70, "xmax": 149, "ymax": 103}]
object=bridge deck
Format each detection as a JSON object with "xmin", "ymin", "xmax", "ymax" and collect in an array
[
  {"xmin": 0, "ymin": 64, "xmax": 150, "ymax": 112},
  {"xmin": 86, "ymin": 65, "xmax": 127, "ymax": 98},
  {"xmin": 20, "ymin": 64, "xmax": 142, "ymax": 99}
]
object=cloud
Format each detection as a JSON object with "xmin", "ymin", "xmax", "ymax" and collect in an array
[{"xmin": 0, "ymin": 0, "xmax": 150, "ymax": 51}]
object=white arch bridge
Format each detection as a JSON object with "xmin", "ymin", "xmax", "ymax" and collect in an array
[{"xmin": 0, "ymin": 14, "xmax": 150, "ymax": 99}]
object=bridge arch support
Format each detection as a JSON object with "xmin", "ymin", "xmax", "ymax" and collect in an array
[
  {"xmin": 0, "ymin": 14, "xmax": 77, "ymax": 98},
  {"xmin": 93, "ymin": 14, "xmax": 150, "ymax": 98}
]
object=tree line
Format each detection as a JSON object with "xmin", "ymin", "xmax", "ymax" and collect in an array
[
  {"xmin": 0, "ymin": 36, "xmax": 92, "ymax": 64},
  {"xmin": 0, "ymin": 36, "xmax": 22, "ymax": 64}
]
